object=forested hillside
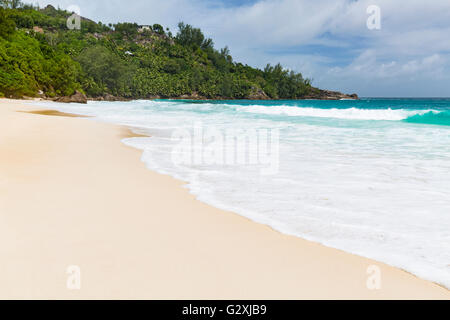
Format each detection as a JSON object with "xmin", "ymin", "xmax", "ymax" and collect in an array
[{"xmin": 0, "ymin": 1, "xmax": 355, "ymax": 100}]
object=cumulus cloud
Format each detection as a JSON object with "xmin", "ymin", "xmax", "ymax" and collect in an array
[{"xmin": 35, "ymin": 0, "xmax": 450, "ymax": 96}]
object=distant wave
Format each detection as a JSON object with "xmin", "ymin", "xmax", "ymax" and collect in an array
[
  {"xmin": 236, "ymin": 105, "xmax": 433, "ymax": 121},
  {"xmin": 404, "ymin": 111, "xmax": 450, "ymax": 126}
]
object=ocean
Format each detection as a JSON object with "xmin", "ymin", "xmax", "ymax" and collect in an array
[{"xmin": 30, "ymin": 98, "xmax": 450, "ymax": 289}]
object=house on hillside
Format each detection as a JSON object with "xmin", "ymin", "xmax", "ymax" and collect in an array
[{"xmin": 138, "ymin": 25, "xmax": 152, "ymax": 33}]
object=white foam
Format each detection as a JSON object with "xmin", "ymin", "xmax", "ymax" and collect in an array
[{"xmin": 237, "ymin": 105, "xmax": 435, "ymax": 121}]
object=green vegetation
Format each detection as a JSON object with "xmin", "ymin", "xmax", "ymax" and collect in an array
[{"xmin": 0, "ymin": 2, "xmax": 314, "ymax": 100}]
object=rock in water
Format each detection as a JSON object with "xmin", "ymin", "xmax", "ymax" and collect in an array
[
  {"xmin": 303, "ymin": 89, "xmax": 359, "ymax": 100},
  {"xmin": 248, "ymin": 87, "xmax": 270, "ymax": 100},
  {"xmin": 55, "ymin": 90, "xmax": 88, "ymax": 104}
]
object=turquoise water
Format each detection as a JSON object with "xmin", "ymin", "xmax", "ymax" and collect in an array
[
  {"xmin": 30, "ymin": 98, "xmax": 450, "ymax": 289},
  {"xmin": 405, "ymin": 110, "xmax": 450, "ymax": 126},
  {"xmin": 173, "ymin": 98, "xmax": 450, "ymax": 126}
]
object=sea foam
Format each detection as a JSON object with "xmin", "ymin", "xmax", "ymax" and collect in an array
[{"xmin": 237, "ymin": 104, "xmax": 434, "ymax": 121}]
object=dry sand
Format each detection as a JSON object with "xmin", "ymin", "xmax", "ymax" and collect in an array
[{"xmin": 0, "ymin": 98, "xmax": 449, "ymax": 299}]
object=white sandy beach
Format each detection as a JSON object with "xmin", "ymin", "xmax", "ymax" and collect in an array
[{"xmin": 0, "ymin": 98, "xmax": 449, "ymax": 300}]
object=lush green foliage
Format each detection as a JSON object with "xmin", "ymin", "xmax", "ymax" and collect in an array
[
  {"xmin": 0, "ymin": 3, "xmax": 313, "ymax": 99},
  {"xmin": 0, "ymin": 7, "xmax": 15, "ymax": 38},
  {"xmin": 0, "ymin": 7, "xmax": 81, "ymax": 97}
]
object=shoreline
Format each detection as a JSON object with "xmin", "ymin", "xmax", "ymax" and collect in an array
[
  {"xmin": 0, "ymin": 98, "xmax": 448, "ymax": 299},
  {"xmin": 14, "ymin": 95, "xmax": 360, "ymax": 103}
]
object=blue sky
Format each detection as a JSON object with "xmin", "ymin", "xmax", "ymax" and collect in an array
[{"xmin": 36, "ymin": 0, "xmax": 450, "ymax": 97}]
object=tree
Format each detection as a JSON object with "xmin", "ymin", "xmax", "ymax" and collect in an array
[
  {"xmin": 75, "ymin": 46, "xmax": 133, "ymax": 96},
  {"xmin": 114, "ymin": 22, "xmax": 138, "ymax": 38},
  {"xmin": 176, "ymin": 22, "xmax": 213, "ymax": 50},
  {"xmin": 152, "ymin": 24, "xmax": 164, "ymax": 35},
  {"xmin": 220, "ymin": 46, "xmax": 232, "ymax": 63},
  {"xmin": 0, "ymin": 7, "xmax": 15, "ymax": 38}
]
